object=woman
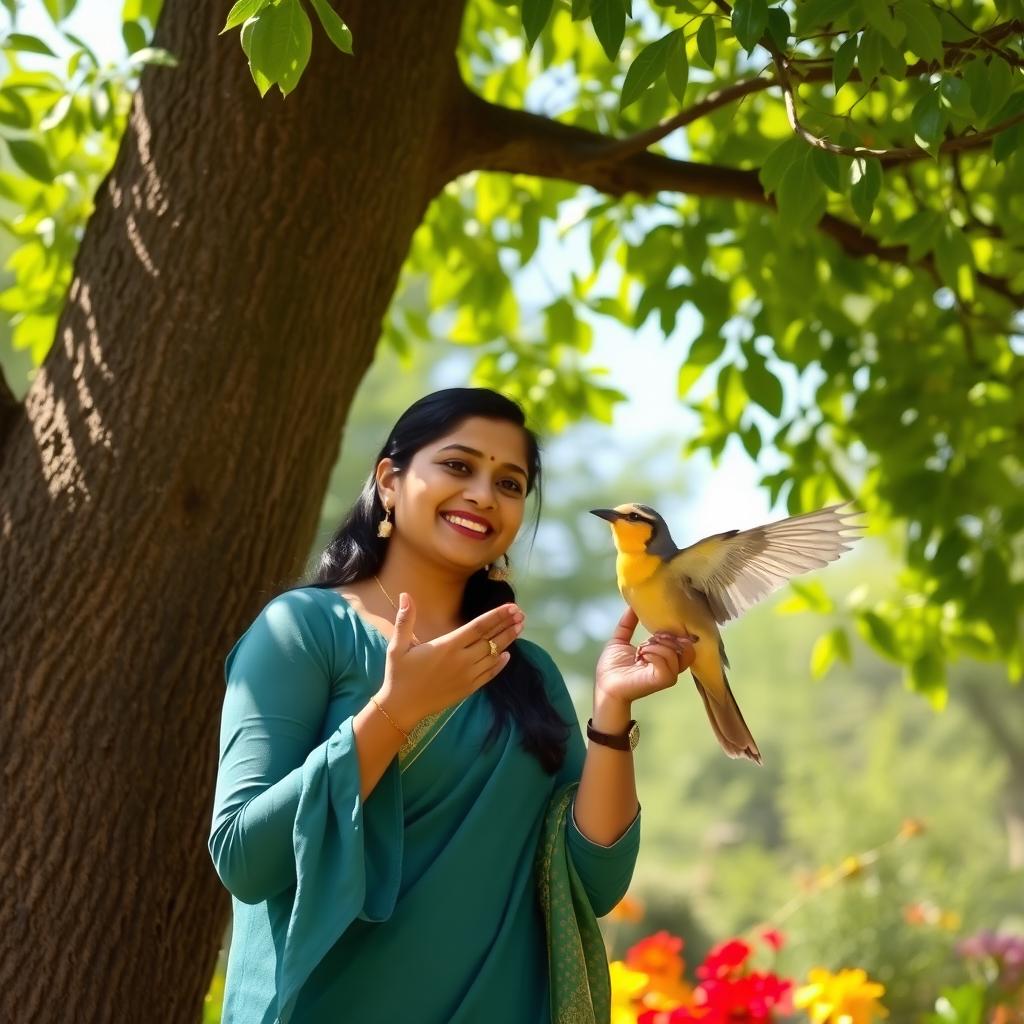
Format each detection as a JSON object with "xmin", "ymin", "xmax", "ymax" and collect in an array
[{"xmin": 208, "ymin": 387, "xmax": 694, "ymax": 1024}]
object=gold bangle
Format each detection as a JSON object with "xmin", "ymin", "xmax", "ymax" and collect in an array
[{"xmin": 370, "ymin": 695, "xmax": 409, "ymax": 740}]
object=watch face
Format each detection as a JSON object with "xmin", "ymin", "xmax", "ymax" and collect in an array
[{"xmin": 628, "ymin": 722, "xmax": 640, "ymax": 750}]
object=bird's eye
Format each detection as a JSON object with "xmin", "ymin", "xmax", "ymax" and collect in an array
[{"xmin": 627, "ymin": 512, "xmax": 642, "ymax": 522}]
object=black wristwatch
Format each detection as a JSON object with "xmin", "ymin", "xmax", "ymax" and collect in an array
[{"xmin": 586, "ymin": 718, "xmax": 639, "ymax": 752}]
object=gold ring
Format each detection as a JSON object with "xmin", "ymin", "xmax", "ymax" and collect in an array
[{"xmin": 488, "ymin": 638, "xmax": 498, "ymax": 657}]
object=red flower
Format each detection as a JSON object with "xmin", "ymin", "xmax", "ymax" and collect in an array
[
  {"xmin": 697, "ymin": 938, "xmax": 753, "ymax": 981},
  {"xmin": 760, "ymin": 928, "xmax": 785, "ymax": 951},
  {"xmin": 641, "ymin": 968, "xmax": 792, "ymax": 1023},
  {"xmin": 627, "ymin": 930, "xmax": 686, "ymax": 981}
]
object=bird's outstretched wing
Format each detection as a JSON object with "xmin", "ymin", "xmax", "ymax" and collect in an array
[{"xmin": 668, "ymin": 502, "xmax": 862, "ymax": 624}]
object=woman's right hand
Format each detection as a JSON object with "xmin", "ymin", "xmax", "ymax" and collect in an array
[{"xmin": 375, "ymin": 593, "xmax": 524, "ymax": 731}]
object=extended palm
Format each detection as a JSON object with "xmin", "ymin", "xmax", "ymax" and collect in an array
[{"xmin": 595, "ymin": 607, "xmax": 696, "ymax": 704}]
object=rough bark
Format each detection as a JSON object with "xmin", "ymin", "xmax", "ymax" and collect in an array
[{"xmin": 0, "ymin": 1, "xmax": 467, "ymax": 1020}]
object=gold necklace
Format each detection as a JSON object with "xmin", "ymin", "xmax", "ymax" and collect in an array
[{"xmin": 374, "ymin": 574, "xmax": 422, "ymax": 645}]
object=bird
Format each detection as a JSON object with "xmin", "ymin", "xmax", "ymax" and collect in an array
[{"xmin": 589, "ymin": 502, "xmax": 862, "ymax": 765}]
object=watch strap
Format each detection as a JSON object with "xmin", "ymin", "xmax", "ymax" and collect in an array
[{"xmin": 586, "ymin": 718, "xmax": 637, "ymax": 751}]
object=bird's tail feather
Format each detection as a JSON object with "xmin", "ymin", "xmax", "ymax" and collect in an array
[{"xmin": 693, "ymin": 671, "xmax": 762, "ymax": 765}]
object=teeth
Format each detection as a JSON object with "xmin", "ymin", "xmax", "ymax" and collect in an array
[{"xmin": 443, "ymin": 514, "xmax": 489, "ymax": 534}]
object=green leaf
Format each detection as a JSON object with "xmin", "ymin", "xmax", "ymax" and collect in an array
[
  {"xmin": 811, "ymin": 628, "xmax": 850, "ymax": 679},
  {"xmin": 5, "ymin": 139, "xmax": 54, "ymax": 182},
  {"xmin": 243, "ymin": 0, "xmax": 313, "ymax": 97},
  {"xmin": 934, "ymin": 223, "xmax": 975, "ymax": 301},
  {"xmin": 858, "ymin": 611, "xmax": 899, "ymax": 657},
  {"xmin": 309, "ymin": 0, "xmax": 353, "ymax": 54},
  {"xmin": 740, "ymin": 422, "xmax": 762, "ymax": 458},
  {"xmin": 759, "ymin": 135, "xmax": 804, "ymax": 194},
  {"xmin": 3, "ymin": 32, "xmax": 58, "ymax": 56},
  {"xmin": 696, "ymin": 17, "xmax": 716, "ymax": 68},
  {"xmin": 121, "ymin": 20, "xmax": 148, "ymax": 53},
  {"xmin": 591, "ymin": 0, "xmax": 626, "ymax": 60},
  {"xmin": 962, "ymin": 58, "xmax": 991, "ymax": 119},
  {"xmin": 717, "ymin": 363, "xmax": 748, "ymax": 422},
  {"xmin": 665, "ymin": 30, "xmax": 689, "ymax": 104},
  {"xmin": 767, "ymin": 7, "xmax": 790, "ymax": 47},
  {"xmin": 860, "ymin": 0, "xmax": 904, "ymax": 46},
  {"xmin": 939, "ymin": 76, "xmax": 973, "ymax": 120},
  {"xmin": 776, "ymin": 149, "xmax": 827, "ymax": 230},
  {"xmin": 0, "ymin": 88, "xmax": 33, "ymax": 129},
  {"xmin": 222, "ymin": 0, "xmax": 272, "ymax": 33},
  {"xmin": 62, "ymin": 29, "xmax": 97, "ymax": 64},
  {"xmin": 900, "ymin": 0, "xmax": 943, "ymax": 63},
  {"xmin": 833, "ymin": 33, "xmax": 858, "ymax": 90},
  {"xmin": 857, "ymin": 27, "xmax": 883, "ymax": 86},
  {"xmin": 571, "ymin": 0, "xmax": 591, "ymax": 20},
  {"xmin": 241, "ymin": 16, "xmax": 272, "ymax": 96},
  {"xmin": 521, "ymin": 0, "xmax": 554, "ymax": 49},
  {"xmin": 810, "ymin": 148, "xmax": 841, "ymax": 192},
  {"xmin": 742, "ymin": 352, "xmax": 784, "ymax": 415},
  {"xmin": 732, "ymin": 0, "xmax": 768, "ymax": 52},
  {"xmin": 878, "ymin": 33, "xmax": 906, "ymax": 77},
  {"xmin": 907, "ymin": 648, "xmax": 947, "ymax": 709},
  {"xmin": 795, "ymin": 0, "xmax": 854, "ymax": 32},
  {"xmin": 850, "ymin": 155, "xmax": 882, "ymax": 222},
  {"xmin": 983, "ymin": 57, "xmax": 1013, "ymax": 127},
  {"xmin": 42, "ymin": 0, "xmax": 77, "ymax": 21},
  {"xmin": 679, "ymin": 333, "xmax": 726, "ymax": 397},
  {"xmin": 928, "ymin": 984, "xmax": 986, "ymax": 1024},
  {"xmin": 993, "ymin": 122, "xmax": 1023, "ymax": 163},
  {"xmin": 911, "ymin": 88, "xmax": 946, "ymax": 148},
  {"xmin": 620, "ymin": 30, "xmax": 676, "ymax": 110}
]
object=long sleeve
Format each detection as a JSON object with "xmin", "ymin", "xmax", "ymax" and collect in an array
[
  {"xmin": 520, "ymin": 641, "xmax": 641, "ymax": 918},
  {"xmin": 207, "ymin": 589, "xmax": 403, "ymax": 1024}
]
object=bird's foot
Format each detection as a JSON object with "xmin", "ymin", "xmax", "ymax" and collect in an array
[{"xmin": 635, "ymin": 631, "xmax": 699, "ymax": 663}]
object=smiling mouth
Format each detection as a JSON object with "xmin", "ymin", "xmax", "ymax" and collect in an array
[{"xmin": 440, "ymin": 512, "xmax": 493, "ymax": 538}]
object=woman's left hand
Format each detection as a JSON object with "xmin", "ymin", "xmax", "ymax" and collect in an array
[{"xmin": 595, "ymin": 606, "xmax": 696, "ymax": 705}]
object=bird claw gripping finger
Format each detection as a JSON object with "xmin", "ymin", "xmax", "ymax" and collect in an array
[{"xmin": 635, "ymin": 631, "xmax": 698, "ymax": 662}]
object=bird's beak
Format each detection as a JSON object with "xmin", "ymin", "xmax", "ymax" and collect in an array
[{"xmin": 589, "ymin": 508, "xmax": 621, "ymax": 523}]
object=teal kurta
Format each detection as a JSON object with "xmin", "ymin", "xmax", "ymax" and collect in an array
[{"xmin": 208, "ymin": 586, "xmax": 641, "ymax": 1024}]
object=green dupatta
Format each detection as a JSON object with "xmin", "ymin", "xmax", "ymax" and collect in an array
[{"xmin": 398, "ymin": 704, "xmax": 610, "ymax": 1024}]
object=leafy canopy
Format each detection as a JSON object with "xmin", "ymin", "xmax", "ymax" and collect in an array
[{"xmin": 2, "ymin": 0, "xmax": 1023, "ymax": 701}]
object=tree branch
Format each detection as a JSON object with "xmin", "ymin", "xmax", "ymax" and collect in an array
[
  {"xmin": 773, "ymin": 50, "xmax": 1024, "ymax": 161},
  {"xmin": 603, "ymin": 76, "xmax": 775, "ymax": 161},
  {"xmin": 454, "ymin": 90, "xmax": 1023, "ymax": 307},
  {"xmin": 604, "ymin": 19, "xmax": 1024, "ymax": 162}
]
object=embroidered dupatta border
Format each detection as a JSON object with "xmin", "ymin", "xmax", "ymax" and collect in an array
[{"xmin": 536, "ymin": 783, "xmax": 611, "ymax": 1024}]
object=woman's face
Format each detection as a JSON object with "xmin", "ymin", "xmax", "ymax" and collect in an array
[{"xmin": 381, "ymin": 416, "xmax": 531, "ymax": 574}]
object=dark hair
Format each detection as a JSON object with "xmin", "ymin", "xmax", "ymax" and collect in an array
[{"xmin": 298, "ymin": 387, "xmax": 568, "ymax": 774}]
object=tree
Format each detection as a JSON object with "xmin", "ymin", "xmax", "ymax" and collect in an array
[{"xmin": 0, "ymin": 0, "xmax": 1021, "ymax": 1018}]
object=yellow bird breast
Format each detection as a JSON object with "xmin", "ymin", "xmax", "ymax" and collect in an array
[{"xmin": 616, "ymin": 554, "xmax": 688, "ymax": 635}]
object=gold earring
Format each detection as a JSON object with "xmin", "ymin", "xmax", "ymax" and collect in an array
[
  {"xmin": 488, "ymin": 554, "xmax": 512, "ymax": 582},
  {"xmin": 377, "ymin": 502, "xmax": 393, "ymax": 539}
]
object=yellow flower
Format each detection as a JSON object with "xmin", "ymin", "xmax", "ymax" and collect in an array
[
  {"xmin": 794, "ymin": 967, "xmax": 888, "ymax": 1024},
  {"xmin": 610, "ymin": 960, "xmax": 650, "ymax": 1024}
]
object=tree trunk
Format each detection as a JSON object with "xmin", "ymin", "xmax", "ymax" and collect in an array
[{"xmin": 0, "ymin": 1, "xmax": 468, "ymax": 1020}]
